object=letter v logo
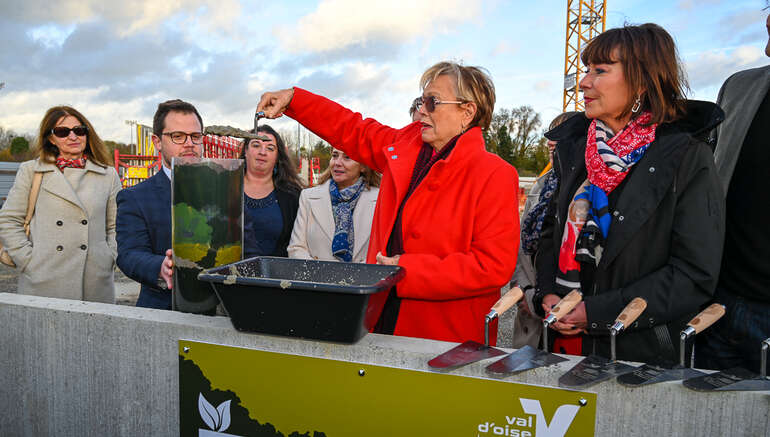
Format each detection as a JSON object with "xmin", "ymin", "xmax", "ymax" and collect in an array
[{"xmin": 519, "ymin": 398, "xmax": 580, "ymax": 437}]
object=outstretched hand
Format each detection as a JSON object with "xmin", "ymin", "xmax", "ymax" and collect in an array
[{"xmin": 256, "ymin": 88, "xmax": 295, "ymax": 119}]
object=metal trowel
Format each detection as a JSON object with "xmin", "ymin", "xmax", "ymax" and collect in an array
[
  {"xmin": 558, "ymin": 297, "xmax": 647, "ymax": 388},
  {"xmin": 683, "ymin": 338, "xmax": 770, "ymax": 392},
  {"xmin": 485, "ymin": 290, "xmax": 583, "ymax": 375},
  {"xmin": 428, "ymin": 287, "xmax": 524, "ymax": 369},
  {"xmin": 254, "ymin": 110, "xmax": 265, "ymax": 131},
  {"xmin": 541, "ymin": 290, "xmax": 583, "ymax": 352},
  {"xmin": 616, "ymin": 303, "xmax": 726, "ymax": 387}
]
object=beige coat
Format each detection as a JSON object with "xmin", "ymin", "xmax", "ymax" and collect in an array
[
  {"xmin": 0, "ymin": 159, "xmax": 122, "ymax": 303},
  {"xmin": 288, "ymin": 180, "xmax": 378, "ymax": 263}
]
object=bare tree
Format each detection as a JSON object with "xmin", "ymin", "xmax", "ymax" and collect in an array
[
  {"xmin": 508, "ymin": 106, "xmax": 542, "ymax": 162},
  {"xmin": 0, "ymin": 125, "xmax": 16, "ymax": 150}
]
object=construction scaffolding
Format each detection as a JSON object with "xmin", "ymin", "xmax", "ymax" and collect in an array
[{"xmin": 563, "ymin": 0, "xmax": 607, "ymax": 112}]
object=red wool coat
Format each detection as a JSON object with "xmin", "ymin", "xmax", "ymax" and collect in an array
[{"xmin": 286, "ymin": 88, "xmax": 520, "ymax": 345}]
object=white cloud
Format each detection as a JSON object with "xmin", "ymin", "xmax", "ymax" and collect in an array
[
  {"xmin": 0, "ymin": 87, "xmax": 156, "ymax": 142},
  {"xmin": 276, "ymin": 0, "xmax": 482, "ymax": 54},
  {"xmin": 3, "ymin": 0, "xmax": 242, "ymax": 37},
  {"xmin": 533, "ymin": 80, "xmax": 551, "ymax": 92},
  {"xmin": 685, "ymin": 45, "xmax": 767, "ymax": 90},
  {"xmin": 491, "ymin": 41, "xmax": 519, "ymax": 57},
  {"xmin": 678, "ymin": 0, "xmax": 721, "ymax": 10}
]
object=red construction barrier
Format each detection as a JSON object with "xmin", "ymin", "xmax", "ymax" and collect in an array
[
  {"xmin": 202, "ymin": 134, "xmax": 242, "ymax": 159},
  {"xmin": 308, "ymin": 157, "xmax": 321, "ymax": 186},
  {"xmin": 114, "ymin": 150, "xmax": 162, "ymax": 188},
  {"xmin": 115, "ymin": 134, "xmax": 243, "ymax": 188}
]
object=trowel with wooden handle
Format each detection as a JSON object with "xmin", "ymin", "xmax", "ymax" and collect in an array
[
  {"xmin": 683, "ymin": 338, "xmax": 770, "ymax": 392},
  {"xmin": 616, "ymin": 303, "xmax": 726, "ymax": 387},
  {"xmin": 558, "ymin": 297, "xmax": 647, "ymax": 388},
  {"xmin": 428, "ymin": 287, "xmax": 524, "ymax": 369},
  {"xmin": 485, "ymin": 290, "xmax": 583, "ymax": 375}
]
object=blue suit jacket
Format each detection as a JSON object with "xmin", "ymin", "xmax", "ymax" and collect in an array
[{"xmin": 116, "ymin": 171, "xmax": 172, "ymax": 309}]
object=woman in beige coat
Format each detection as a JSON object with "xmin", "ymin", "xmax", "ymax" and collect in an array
[
  {"xmin": 288, "ymin": 148, "xmax": 380, "ymax": 263},
  {"xmin": 0, "ymin": 106, "xmax": 122, "ymax": 303}
]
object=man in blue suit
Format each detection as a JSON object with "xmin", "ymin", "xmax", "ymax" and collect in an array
[{"xmin": 116, "ymin": 99, "xmax": 204, "ymax": 309}]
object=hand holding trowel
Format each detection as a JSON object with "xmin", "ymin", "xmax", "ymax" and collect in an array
[
  {"xmin": 558, "ymin": 297, "xmax": 647, "ymax": 388},
  {"xmin": 683, "ymin": 337, "xmax": 770, "ymax": 392},
  {"xmin": 542, "ymin": 289, "xmax": 583, "ymax": 352},
  {"xmin": 485, "ymin": 290, "xmax": 582, "ymax": 375},
  {"xmin": 428, "ymin": 287, "xmax": 524, "ymax": 369},
  {"xmin": 616, "ymin": 303, "xmax": 726, "ymax": 387}
]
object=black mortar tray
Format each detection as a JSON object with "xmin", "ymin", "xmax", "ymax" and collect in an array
[{"xmin": 198, "ymin": 256, "xmax": 404, "ymax": 343}]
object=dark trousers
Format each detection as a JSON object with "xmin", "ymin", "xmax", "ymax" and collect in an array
[{"xmin": 696, "ymin": 287, "xmax": 770, "ymax": 373}]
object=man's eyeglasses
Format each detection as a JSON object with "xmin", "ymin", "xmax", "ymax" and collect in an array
[
  {"xmin": 51, "ymin": 126, "xmax": 88, "ymax": 138},
  {"xmin": 414, "ymin": 95, "xmax": 466, "ymax": 113},
  {"xmin": 162, "ymin": 132, "xmax": 204, "ymax": 144}
]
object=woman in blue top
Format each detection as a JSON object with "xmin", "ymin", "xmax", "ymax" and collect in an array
[{"xmin": 239, "ymin": 124, "xmax": 303, "ymax": 258}]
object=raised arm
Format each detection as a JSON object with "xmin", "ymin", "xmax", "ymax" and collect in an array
[{"xmin": 257, "ymin": 87, "xmax": 417, "ymax": 173}]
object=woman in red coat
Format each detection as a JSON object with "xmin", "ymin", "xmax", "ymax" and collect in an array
[{"xmin": 257, "ymin": 62, "xmax": 520, "ymax": 345}]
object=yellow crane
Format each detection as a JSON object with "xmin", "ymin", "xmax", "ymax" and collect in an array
[{"xmin": 563, "ymin": 0, "xmax": 607, "ymax": 112}]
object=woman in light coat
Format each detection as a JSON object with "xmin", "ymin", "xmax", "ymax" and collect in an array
[
  {"xmin": 0, "ymin": 106, "xmax": 122, "ymax": 303},
  {"xmin": 288, "ymin": 148, "xmax": 380, "ymax": 263}
]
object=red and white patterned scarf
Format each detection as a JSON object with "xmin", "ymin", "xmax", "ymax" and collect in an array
[
  {"xmin": 56, "ymin": 156, "xmax": 87, "ymax": 171},
  {"xmin": 585, "ymin": 112, "xmax": 657, "ymax": 193}
]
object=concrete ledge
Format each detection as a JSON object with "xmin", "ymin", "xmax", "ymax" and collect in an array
[{"xmin": 0, "ymin": 293, "xmax": 767, "ymax": 436}]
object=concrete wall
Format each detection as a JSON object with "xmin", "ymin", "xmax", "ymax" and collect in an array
[{"xmin": 0, "ymin": 292, "xmax": 767, "ymax": 436}]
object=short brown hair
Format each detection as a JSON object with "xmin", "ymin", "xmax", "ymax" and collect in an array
[
  {"xmin": 581, "ymin": 23, "xmax": 688, "ymax": 125},
  {"xmin": 420, "ymin": 62, "xmax": 496, "ymax": 130},
  {"xmin": 34, "ymin": 106, "xmax": 112, "ymax": 166},
  {"xmin": 152, "ymin": 99, "xmax": 203, "ymax": 137}
]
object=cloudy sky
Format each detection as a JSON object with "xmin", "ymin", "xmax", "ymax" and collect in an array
[{"xmin": 0, "ymin": 0, "xmax": 767, "ymax": 144}]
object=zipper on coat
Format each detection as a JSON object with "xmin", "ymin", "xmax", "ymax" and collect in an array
[{"xmin": 553, "ymin": 151, "xmax": 564, "ymax": 229}]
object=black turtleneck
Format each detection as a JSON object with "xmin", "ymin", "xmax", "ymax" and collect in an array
[{"xmin": 718, "ymin": 89, "xmax": 770, "ymax": 302}]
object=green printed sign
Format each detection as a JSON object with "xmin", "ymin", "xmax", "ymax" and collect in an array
[{"xmin": 179, "ymin": 340, "xmax": 596, "ymax": 437}]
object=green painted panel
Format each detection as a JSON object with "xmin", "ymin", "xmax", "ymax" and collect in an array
[{"xmin": 179, "ymin": 340, "xmax": 596, "ymax": 437}]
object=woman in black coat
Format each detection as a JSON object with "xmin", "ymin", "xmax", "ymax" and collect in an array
[{"xmin": 533, "ymin": 23, "xmax": 725, "ymax": 365}]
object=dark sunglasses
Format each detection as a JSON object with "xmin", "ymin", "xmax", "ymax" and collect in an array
[
  {"xmin": 415, "ymin": 95, "xmax": 465, "ymax": 113},
  {"xmin": 51, "ymin": 126, "xmax": 88, "ymax": 138}
]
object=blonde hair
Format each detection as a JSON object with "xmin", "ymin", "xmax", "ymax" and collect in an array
[
  {"xmin": 420, "ymin": 61, "xmax": 496, "ymax": 130},
  {"xmin": 317, "ymin": 160, "xmax": 381, "ymax": 190}
]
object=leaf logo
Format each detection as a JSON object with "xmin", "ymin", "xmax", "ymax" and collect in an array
[{"xmin": 198, "ymin": 393, "xmax": 232, "ymax": 432}]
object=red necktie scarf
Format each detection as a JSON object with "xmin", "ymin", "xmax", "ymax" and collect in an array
[{"xmin": 56, "ymin": 157, "xmax": 87, "ymax": 171}]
